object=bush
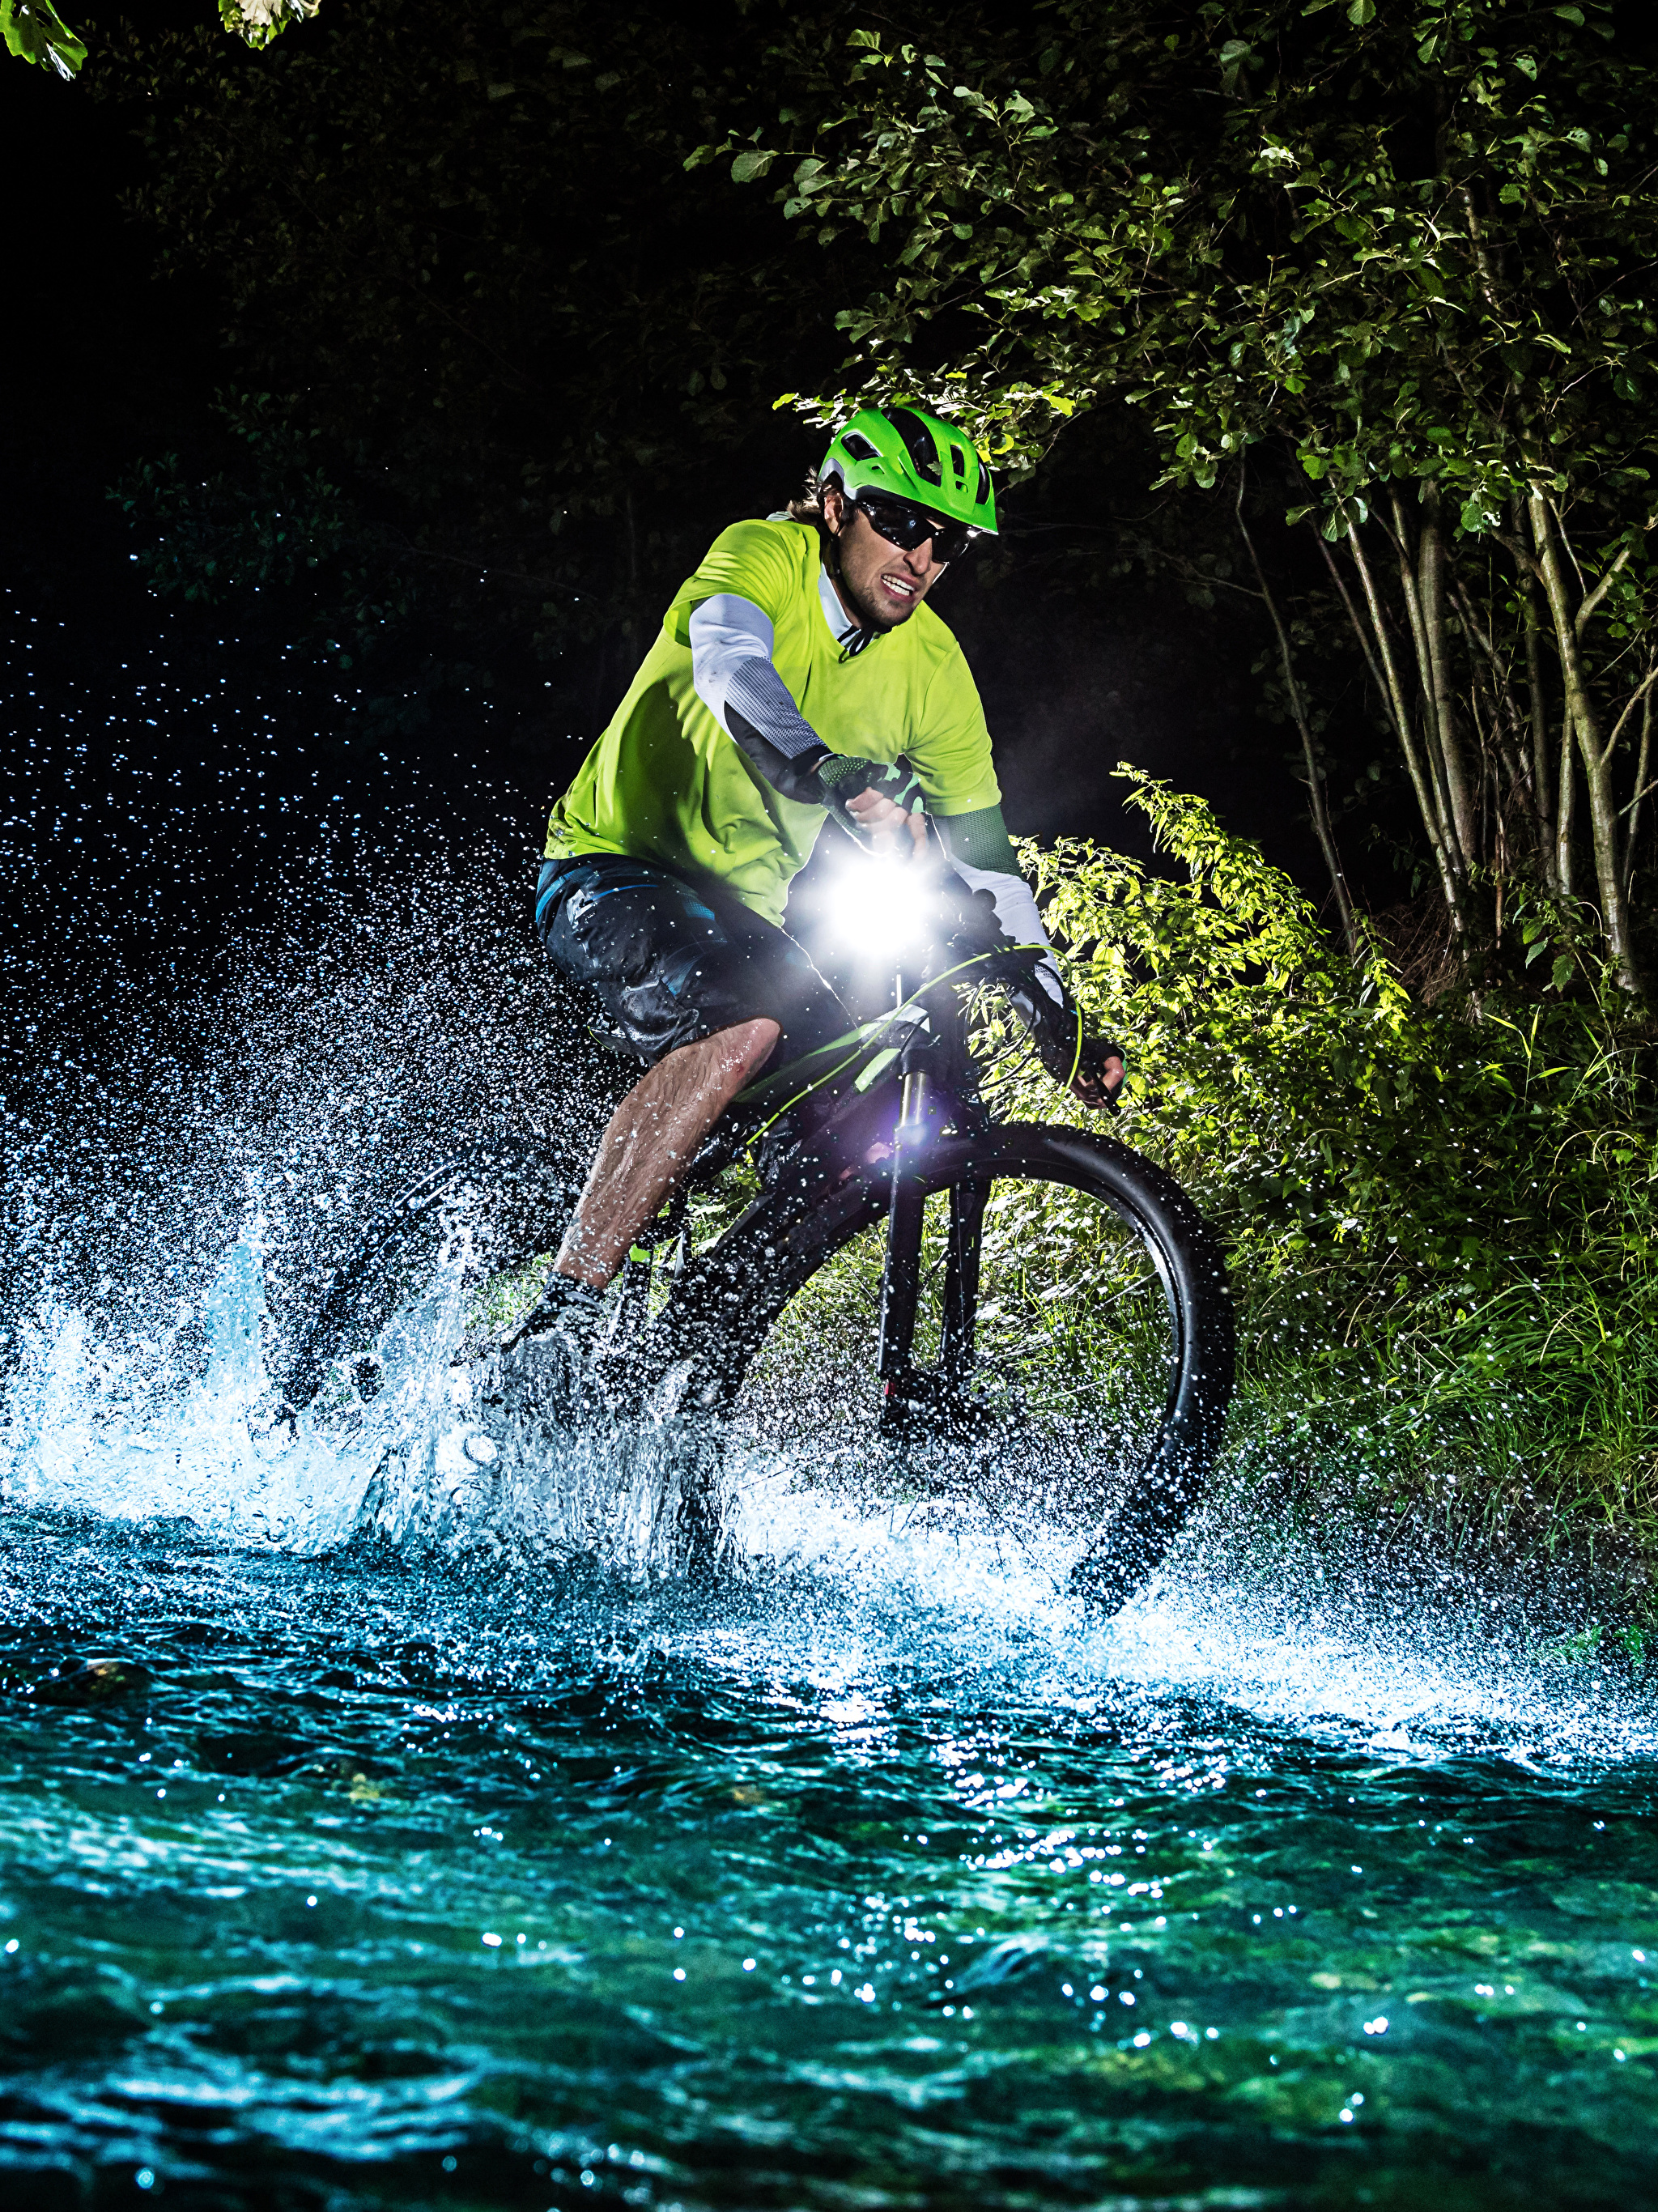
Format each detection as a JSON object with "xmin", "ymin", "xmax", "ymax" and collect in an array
[{"xmin": 1020, "ymin": 773, "xmax": 1658, "ymax": 1593}]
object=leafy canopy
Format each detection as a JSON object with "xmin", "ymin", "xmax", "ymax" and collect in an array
[
  {"xmin": 7, "ymin": 0, "xmax": 319, "ymax": 76},
  {"xmin": 712, "ymin": 0, "xmax": 1658, "ymax": 546}
]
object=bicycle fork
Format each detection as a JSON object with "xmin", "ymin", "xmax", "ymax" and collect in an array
[{"xmin": 877, "ymin": 1061, "xmax": 987, "ymax": 1433}]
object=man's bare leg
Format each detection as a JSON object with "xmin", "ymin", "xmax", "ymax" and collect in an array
[{"xmin": 553, "ymin": 1017, "xmax": 780, "ymax": 1291}]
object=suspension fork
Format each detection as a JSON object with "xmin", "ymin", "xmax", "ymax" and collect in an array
[
  {"xmin": 877, "ymin": 1050, "xmax": 930, "ymax": 1423},
  {"xmin": 876, "ymin": 976, "xmax": 988, "ymax": 1427},
  {"xmin": 939, "ymin": 1180, "xmax": 987, "ymax": 1389},
  {"xmin": 877, "ymin": 1094, "xmax": 987, "ymax": 1424}
]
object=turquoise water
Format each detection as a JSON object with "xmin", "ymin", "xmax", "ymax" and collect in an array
[
  {"xmin": 3, "ymin": 1496, "xmax": 1656, "ymax": 2211},
  {"xmin": 1, "ymin": 824, "xmax": 1652, "ymax": 2207}
]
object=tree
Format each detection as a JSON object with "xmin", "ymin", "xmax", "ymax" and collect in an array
[
  {"xmin": 708, "ymin": 0, "xmax": 1658, "ymax": 990},
  {"xmin": 5, "ymin": 0, "xmax": 316, "ymax": 79}
]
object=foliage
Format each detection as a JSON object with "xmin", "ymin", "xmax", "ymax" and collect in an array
[
  {"xmin": 2, "ymin": 0, "xmax": 83, "ymax": 76},
  {"xmin": 106, "ymin": 391, "xmax": 393, "ymax": 662},
  {"xmin": 707, "ymin": 0, "xmax": 1658, "ymax": 989},
  {"xmin": 1020, "ymin": 772, "xmax": 1658, "ymax": 1559},
  {"xmin": 6, "ymin": 0, "xmax": 317, "ymax": 75},
  {"xmin": 106, "ymin": 390, "xmax": 423, "ymax": 670},
  {"xmin": 216, "ymin": 0, "xmax": 319, "ymax": 53}
]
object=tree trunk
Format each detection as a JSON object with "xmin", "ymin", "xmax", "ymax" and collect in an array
[
  {"xmin": 1418, "ymin": 487, "xmax": 1480, "ymax": 861},
  {"xmin": 1343, "ymin": 521, "xmax": 1473, "ymax": 939},
  {"xmin": 1236, "ymin": 478, "xmax": 1359, "ymax": 957},
  {"xmin": 1449, "ymin": 572, "xmax": 1535, "ymax": 848},
  {"xmin": 1528, "ymin": 493, "xmax": 1642, "ymax": 993},
  {"xmin": 1388, "ymin": 494, "xmax": 1468, "ymax": 887},
  {"xmin": 1626, "ymin": 682, "xmax": 1653, "ymax": 904},
  {"xmin": 1556, "ymin": 704, "xmax": 1577, "ymax": 901},
  {"xmin": 1517, "ymin": 534, "xmax": 1560, "ymax": 895}
]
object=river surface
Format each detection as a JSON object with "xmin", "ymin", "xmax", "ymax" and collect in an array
[{"xmin": 3, "ymin": 1469, "xmax": 1656, "ymax": 2211}]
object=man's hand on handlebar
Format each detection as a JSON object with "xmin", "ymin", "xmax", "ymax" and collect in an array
[
  {"xmin": 1071, "ymin": 1044, "xmax": 1124, "ymax": 1112},
  {"xmin": 844, "ymin": 785, "xmax": 929, "ymax": 857},
  {"xmin": 1005, "ymin": 965, "xmax": 1126, "ymax": 1114},
  {"xmin": 815, "ymin": 753, "xmax": 929, "ymax": 855}
]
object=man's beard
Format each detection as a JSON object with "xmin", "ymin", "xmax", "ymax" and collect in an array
[{"xmin": 833, "ymin": 542, "xmax": 912, "ymax": 633}]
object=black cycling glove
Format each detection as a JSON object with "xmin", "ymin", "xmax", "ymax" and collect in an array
[
  {"xmin": 719, "ymin": 691, "xmax": 927, "ymax": 845},
  {"xmin": 1018, "ymin": 985, "xmax": 1123, "ymax": 1096},
  {"xmin": 815, "ymin": 752, "xmax": 928, "ymax": 844}
]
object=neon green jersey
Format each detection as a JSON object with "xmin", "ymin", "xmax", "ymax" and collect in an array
[{"xmin": 544, "ymin": 518, "xmax": 1001, "ymax": 926}]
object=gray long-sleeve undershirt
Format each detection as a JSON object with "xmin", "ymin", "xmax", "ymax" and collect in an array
[{"xmin": 687, "ymin": 589, "xmax": 1062, "ymax": 1002}]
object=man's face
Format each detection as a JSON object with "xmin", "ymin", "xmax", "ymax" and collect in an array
[{"xmin": 823, "ymin": 485, "xmax": 947, "ymax": 630}]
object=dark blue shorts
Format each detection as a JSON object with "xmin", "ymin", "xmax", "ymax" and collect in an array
[{"xmin": 534, "ymin": 854, "xmax": 848, "ymax": 1071}]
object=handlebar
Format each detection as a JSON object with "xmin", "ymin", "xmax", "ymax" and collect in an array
[{"xmin": 869, "ymin": 845, "xmax": 1123, "ymax": 1107}]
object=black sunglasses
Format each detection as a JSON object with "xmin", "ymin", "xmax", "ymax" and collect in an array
[{"xmin": 848, "ymin": 490, "xmax": 980, "ymax": 566}]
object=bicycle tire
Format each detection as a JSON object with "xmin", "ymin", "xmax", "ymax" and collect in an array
[{"xmin": 665, "ymin": 1122, "xmax": 1232, "ymax": 1613}]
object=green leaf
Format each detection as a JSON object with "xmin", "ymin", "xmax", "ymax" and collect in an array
[
  {"xmin": 1554, "ymin": 5, "xmax": 1585, "ymax": 22},
  {"xmin": 217, "ymin": 0, "xmax": 320, "ymax": 53},
  {"xmin": 1, "ymin": 0, "xmax": 85, "ymax": 73},
  {"xmin": 845, "ymin": 27, "xmax": 882, "ymax": 49},
  {"xmin": 1347, "ymin": 0, "xmax": 1375, "ymax": 21},
  {"xmin": 1550, "ymin": 953, "xmax": 1575, "ymax": 991},
  {"xmin": 730, "ymin": 150, "xmax": 776, "ymax": 184}
]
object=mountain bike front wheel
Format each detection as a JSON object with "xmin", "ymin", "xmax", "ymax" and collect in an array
[{"xmin": 671, "ymin": 1123, "xmax": 1233, "ymax": 1612}]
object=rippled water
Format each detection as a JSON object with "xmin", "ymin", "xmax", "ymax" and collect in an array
[{"xmin": 4, "ymin": 1415, "xmax": 1657, "ymax": 2211}]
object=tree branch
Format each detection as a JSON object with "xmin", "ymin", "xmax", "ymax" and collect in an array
[{"xmin": 1574, "ymin": 518, "xmax": 1656, "ymax": 640}]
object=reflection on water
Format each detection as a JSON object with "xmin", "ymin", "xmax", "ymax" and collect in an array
[
  {"xmin": 2, "ymin": 898, "xmax": 1655, "ymax": 2208},
  {"xmin": 2, "ymin": 1355, "xmax": 1656, "ymax": 2208}
]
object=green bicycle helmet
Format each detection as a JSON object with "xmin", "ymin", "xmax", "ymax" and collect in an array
[{"xmin": 819, "ymin": 404, "xmax": 998, "ymax": 535}]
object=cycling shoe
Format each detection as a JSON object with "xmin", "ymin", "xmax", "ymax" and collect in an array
[{"xmin": 500, "ymin": 1270, "xmax": 607, "ymax": 1355}]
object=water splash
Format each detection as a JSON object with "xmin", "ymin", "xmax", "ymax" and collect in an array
[
  {"xmin": 3, "ymin": 1206, "xmax": 725, "ymax": 1578},
  {"xmin": 6, "ymin": 1189, "xmax": 1649, "ymax": 1775},
  {"xmin": 1, "ymin": 854, "xmax": 1647, "ymax": 1775}
]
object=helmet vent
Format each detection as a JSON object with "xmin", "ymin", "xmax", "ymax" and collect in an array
[
  {"xmin": 842, "ymin": 432, "xmax": 878, "ymax": 461},
  {"xmin": 951, "ymin": 446, "xmax": 967, "ymax": 479},
  {"xmin": 976, "ymin": 461, "xmax": 991, "ymax": 507},
  {"xmin": 889, "ymin": 405, "xmax": 944, "ymax": 486}
]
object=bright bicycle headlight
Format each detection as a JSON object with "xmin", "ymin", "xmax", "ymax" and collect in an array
[{"xmin": 832, "ymin": 855, "xmax": 933, "ymax": 959}]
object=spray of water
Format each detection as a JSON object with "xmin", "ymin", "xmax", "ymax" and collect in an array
[{"xmin": 2, "ymin": 856, "xmax": 1648, "ymax": 1762}]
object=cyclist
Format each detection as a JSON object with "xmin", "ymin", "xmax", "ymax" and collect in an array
[{"xmin": 525, "ymin": 402, "xmax": 1122, "ymax": 1344}]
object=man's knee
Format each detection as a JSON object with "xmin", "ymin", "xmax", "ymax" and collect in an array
[
  {"xmin": 643, "ymin": 1017, "xmax": 779, "ymax": 1105},
  {"xmin": 717, "ymin": 1016, "xmax": 781, "ymax": 1079}
]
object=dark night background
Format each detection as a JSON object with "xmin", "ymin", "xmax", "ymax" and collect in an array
[{"xmin": 2, "ymin": 0, "xmax": 1405, "ymax": 1074}]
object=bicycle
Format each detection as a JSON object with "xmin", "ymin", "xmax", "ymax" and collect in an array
[{"xmin": 283, "ymin": 855, "xmax": 1234, "ymax": 1612}]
